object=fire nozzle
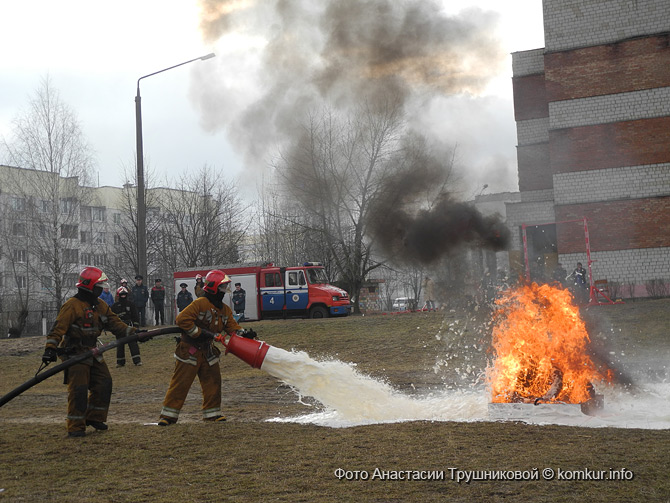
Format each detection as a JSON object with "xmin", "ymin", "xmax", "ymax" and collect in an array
[{"xmin": 215, "ymin": 333, "xmax": 270, "ymax": 369}]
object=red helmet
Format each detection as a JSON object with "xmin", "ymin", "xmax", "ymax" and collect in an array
[
  {"xmin": 195, "ymin": 274, "xmax": 203, "ymax": 281},
  {"xmin": 76, "ymin": 267, "xmax": 109, "ymax": 292},
  {"xmin": 203, "ymin": 270, "xmax": 231, "ymax": 294},
  {"xmin": 116, "ymin": 286, "xmax": 129, "ymax": 296}
]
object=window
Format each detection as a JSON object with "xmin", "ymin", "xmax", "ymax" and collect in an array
[
  {"xmin": 81, "ymin": 231, "xmax": 90, "ymax": 244},
  {"xmin": 62, "ymin": 273, "xmax": 78, "ymax": 286},
  {"xmin": 0, "ymin": 272, "xmax": 3, "ymax": 288},
  {"xmin": 288, "ymin": 271, "xmax": 305, "ymax": 286},
  {"xmin": 16, "ymin": 276, "xmax": 27, "ymax": 289},
  {"xmin": 113, "ymin": 234, "xmax": 122, "ymax": 246},
  {"xmin": 12, "ymin": 222, "xmax": 26, "ymax": 236},
  {"xmin": 94, "ymin": 254, "xmax": 106, "ymax": 267},
  {"xmin": 112, "ymin": 213, "xmax": 121, "ymax": 225},
  {"xmin": 41, "ymin": 200, "xmax": 51, "ymax": 213},
  {"xmin": 37, "ymin": 250, "xmax": 48, "ymax": 263},
  {"xmin": 13, "ymin": 249, "xmax": 27, "ymax": 263},
  {"xmin": 61, "ymin": 224, "xmax": 78, "ymax": 239},
  {"xmin": 80, "ymin": 253, "xmax": 93, "ymax": 265},
  {"xmin": 81, "ymin": 206, "xmax": 103, "ymax": 221},
  {"xmin": 60, "ymin": 198, "xmax": 75, "ymax": 214},
  {"xmin": 93, "ymin": 232, "xmax": 106, "ymax": 244},
  {"xmin": 37, "ymin": 224, "xmax": 47, "ymax": 238},
  {"xmin": 63, "ymin": 248, "xmax": 79, "ymax": 263},
  {"xmin": 115, "ymin": 257, "xmax": 125, "ymax": 268},
  {"xmin": 11, "ymin": 198, "xmax": 26, "ymax": 212},
  {"xmin": 265, "ymin": 272, "xmax": 282, "ymax": 287},
  {"xmin": 41, "ymin": 276, "xmax": 53, "ymax": 289},
  {"xmin": 307, "ymin": 268, "xmax": 328, "ymax": 284}
]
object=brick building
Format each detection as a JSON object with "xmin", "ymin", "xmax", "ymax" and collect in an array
[{"xmin": 506, "ymin": 0, "xmax": 670, "ymax": 297}]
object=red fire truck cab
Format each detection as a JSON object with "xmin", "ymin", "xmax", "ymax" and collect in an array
[{"xmin": 173, "ymin": 262, "xmax": 351, "ymax": 321}]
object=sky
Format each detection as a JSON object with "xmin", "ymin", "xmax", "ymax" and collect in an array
[{"xmin": 0, "ymin": 0, "xmax": 544, "ymax": 199}]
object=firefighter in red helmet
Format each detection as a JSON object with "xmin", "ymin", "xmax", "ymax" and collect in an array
[
  {"xmin": 42, "ymin": 267, "xmax": 137, "ymax": 437},
  {"xmin": 194, "ymin": 273, "xmax": 205, "ymax": 298},
  {"xmin": 158, "ymin": 270, "xmax": 248, "ymax": 425}
]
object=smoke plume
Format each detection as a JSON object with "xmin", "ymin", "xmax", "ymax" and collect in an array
[
  {"xmin": 368, "ymin": 163, "xmax": 510, "ymax": 266},
  {"xmin": 194, "ymin": 0, "xmax": 505, "ymax": 169}
]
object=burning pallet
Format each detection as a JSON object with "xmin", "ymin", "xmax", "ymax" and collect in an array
[
  {"xmin": 488, "ymin": 394, "xmax": 604, "ymax": 420},
  {"xmin": 487, "ymin": 283, "xmax": 613, "ymax": 419}
]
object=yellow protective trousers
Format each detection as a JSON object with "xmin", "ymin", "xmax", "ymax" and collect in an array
[
  {"xmin": 160, "ymin": 342, "xmax": 222, "ymax": 422},
  {"xmin": 66, "ymin": 358, "xmax": 112, "ymax": 433}
]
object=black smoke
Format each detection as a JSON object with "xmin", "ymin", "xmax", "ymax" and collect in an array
[{"xmin": 368, "ymin": 164, "xmax": 510, "ymax": 266}]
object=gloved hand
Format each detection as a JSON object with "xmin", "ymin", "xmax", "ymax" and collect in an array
[
  {"xmin": 42, "ymin": 347, "xmax": 58, "ymax": 364},
  {"xmin": 239, "ymin": 329, "xmax": 258, "ymax": 340},
  {"xmin": 201, "ymin": 329, "xmax": 216, "ymax": 341}
]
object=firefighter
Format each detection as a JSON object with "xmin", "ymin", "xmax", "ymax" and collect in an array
[
  {"xmin": 158, "ymin": 270, "xmax": 242, "ymax": 425},
  {"xmin": 114, "ymin": 279, "xmax": 129, "ymax": 302},
  {"xmin": 111, "ymin": 287, "xmax": 142, "ymax": 367},
  {"xmin": 194, "ymin": 274, "xmax": 205, "ymax": 298},
  {"xmin": 41, "ymin": 267, "xmax": 137, "ymax": 437}
]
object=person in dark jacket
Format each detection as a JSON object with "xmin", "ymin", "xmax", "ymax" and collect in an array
[
  {"xmin": 151, "ymin": 278, "xmax": 166, "ymax": 325},
  {"xmin": 131, "ymin": 275, "xmax": 149, "ymax": 326},
  {"xmin": 111, "ymin": 287, "xmax": 142, "ymax": 367},
  {"xmin": 176, "ymin": 283, "xmax": 194, "ymax": 312},
  {"xmin": 232, "ymin": 282, "xmax": 246, "ymax": 320}
]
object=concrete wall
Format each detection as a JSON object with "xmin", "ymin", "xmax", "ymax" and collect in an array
[
  {"xmin": 554, "ymin": 164, "xmax": 670, "ymax": 204},
  {"xmin": 549, "ymin": 87, "xmax": 670, "ymax": 130},
  {"xmin": 543, "ymin": 0, "xmax": 669, "ymax": 52}
]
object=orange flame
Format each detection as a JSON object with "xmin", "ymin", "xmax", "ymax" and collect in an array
[{"xmin": 488, "ymin": 283, "xmax": 609, "ymax": 404}]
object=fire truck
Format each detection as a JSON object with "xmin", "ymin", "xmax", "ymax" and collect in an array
[{"xmin": 173, "ymin": 262, "xmax": 351, "ymax": 321}]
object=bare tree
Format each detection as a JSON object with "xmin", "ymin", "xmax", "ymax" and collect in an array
[
  {"xmin": 1, "ymin": 77, "xmax": 95, "ymax": 331},
  {"xmin": 109, "ymin": 164, "xmax": 161, "ymax": 280},
  {"xmin": 276, "ymin": 98, "xmax": 413, "ymax": 313},
  {"xmin": 156, "ymin": 166, "xmax": 249, "ymax": 269},
  {"xmin": 252, "ymin": 179, "xmax": 333, "ymax": 270}
]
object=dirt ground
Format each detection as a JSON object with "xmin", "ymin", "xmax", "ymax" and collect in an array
[{"xmin": 1, "ymin": 297, "xmax": 669, "ymax": 502}]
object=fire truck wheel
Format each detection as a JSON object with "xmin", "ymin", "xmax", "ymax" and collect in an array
[{"xmin": 309, "ymin": 306, "xmax": 328, "ymax": 319}]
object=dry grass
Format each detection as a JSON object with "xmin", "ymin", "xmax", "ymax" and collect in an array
[{"xmin": 1, "ymin": 299, "xmax": 669, "ymax": 502}]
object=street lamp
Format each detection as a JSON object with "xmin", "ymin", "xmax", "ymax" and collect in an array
[{"xmin": 134, "ymin": 53, "xmax": 215, "ymax": 280}]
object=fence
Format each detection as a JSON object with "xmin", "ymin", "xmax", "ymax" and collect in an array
[
  {"xmin": 2, "ymin": 303, "xmax": 177, "ymax": 339},
  {"xmin": 1, "ymin": 309, "xmax": 59, "ymax": 338}
]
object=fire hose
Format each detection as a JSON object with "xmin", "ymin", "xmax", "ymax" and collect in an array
[{"xmin": 0, "ymin": 326, "xmax": 181, "ymax": 408}]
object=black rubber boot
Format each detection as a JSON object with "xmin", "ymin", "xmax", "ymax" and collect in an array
[{"xmin": 86, "ymin": 420, "xmax": 108, "ymax": 431}]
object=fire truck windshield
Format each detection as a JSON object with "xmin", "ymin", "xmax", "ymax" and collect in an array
[{"xmin": 306, "ymin": 268, "xmax": 328, "ymax": 284}]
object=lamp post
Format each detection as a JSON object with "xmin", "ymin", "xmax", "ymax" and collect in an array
[{"xmin": 134, "ymin": 53, "xmax": 215, "ymax": 280}]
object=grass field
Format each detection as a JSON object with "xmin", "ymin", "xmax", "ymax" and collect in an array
[{"xmin": 1, "ymin": 298, "xmax": 669, "ymax": 502}]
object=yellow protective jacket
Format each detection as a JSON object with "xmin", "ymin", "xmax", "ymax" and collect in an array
[
  {"xmin": 176, "ymin": 296, "xmax": 241, "ymax": 341},
  {"xmin": 46, "ymin": 296, "xmax": 135, "ymax": 354},
  {"xmin": 194, "ymin": 283, "xmax": 205, "ymax": 298}
]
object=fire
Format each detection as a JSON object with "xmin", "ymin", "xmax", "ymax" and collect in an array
[{"xmin": 488, "ymin": 282, "xmax": 610, "ymax": 404}]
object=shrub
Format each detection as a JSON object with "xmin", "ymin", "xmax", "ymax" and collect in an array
[{"xmin": 645, "ymin": 278, "xmax": 670, "ymax": 299}]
